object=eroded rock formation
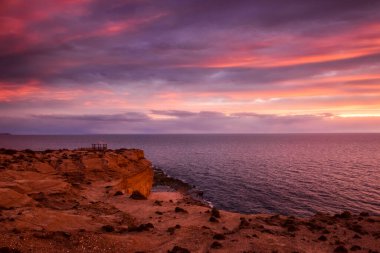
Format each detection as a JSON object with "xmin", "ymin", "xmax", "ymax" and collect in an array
[{"xmin": 0, "ymin": 148, "xmax": 153, "ymax": 211}]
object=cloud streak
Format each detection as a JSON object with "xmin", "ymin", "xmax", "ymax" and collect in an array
[{"xmin": 1, "ymin": 111, "xmax": 380, "ymax": 134}]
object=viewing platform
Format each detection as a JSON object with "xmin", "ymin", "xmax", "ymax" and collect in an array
[
  {"xmin": 91, "ymin": 143, "xmax": 108, "ymax": 150},
  {"xmin": 77, "ymin": 143, "xmax": 108, "ymax": 151}
]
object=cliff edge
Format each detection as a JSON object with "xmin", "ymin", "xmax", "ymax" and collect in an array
[
  {"xmin": 0, "ymin": 149, "xmax": 379, "ymax": 253},
  {"xmin": 0, "ymin": 148, "xmax": 153, "ymax": 209}
]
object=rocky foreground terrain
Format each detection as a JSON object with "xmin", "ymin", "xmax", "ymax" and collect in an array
[{"xmin": 0, "ymin": 148, "xmax": 379, "ymax": 253}]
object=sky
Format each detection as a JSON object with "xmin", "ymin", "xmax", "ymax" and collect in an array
[{"xmin": 1, "ymin": 0, "xmax": 380, "ymax": 134}]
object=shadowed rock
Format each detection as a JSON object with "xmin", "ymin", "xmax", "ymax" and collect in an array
[
  {"xmin": 335, "ymin": 211, "xmax": 351, "ymax": 219},
  {"xmin": 130, "ymin": 191, "xmax": 147, "ymax": 200},
  {"xmin": 211, "ymin": 207, "xmax": 220, "ymax": 218},
  {"xmin": 101, "ymin": 225, "xmax": 115, "ymax": 233},
  {"xmin": 334, "ymin": 246, "xmax": 348, "ymax": 253},
  {"xmin": 167, "ymin": 246, "xmax": 190, "ymax": 253},
  {"xmin": 350, "ymin": 245, "xmax": 361, "ymax": 251},
  {"xmin": 209, "ymin": 216, "xmax": 219, "ymax": 223},
  {"xmin": 213, "ymin": 233, "xmax": 225, "ymax": 240},
  {"xmin": 210, "ymin": 241, "xmax": 222, "ymax": 249},
  {"xmin": 0, "ymin": 247, "xmax": 21, "ymax": 253},
  {"xmin": 114, "ymin": 191, "xmax": 123, "ymax": 196},
  {"xmin": 128, "ymin": 223, "xmax": 154, "ymax": 232},
  {"xmin": 175, "ymin": 207, "xmax": 188, "ymax": 213},
  {"xmin": 239, "ymin": 217, "xmax": 250, "ymax": 229}
]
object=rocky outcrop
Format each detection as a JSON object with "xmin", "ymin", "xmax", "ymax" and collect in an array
[
  {"xmin": 0, "ymin": 148, "xmax": 154, "ymax": 251},
  {"xmin": 1, "ymin": 148, "xmax": 379, "ymax": 253},
  {"xmin": 115, "ymin": 166, "xmax": 153, "ymax": 197},
  {"xmin": 110, "ymin": 149, "xmax": 153, "ymax": 197},
  {"xmin": 0, "ymin": 148, "xmax": 154, "ymax": 206}
]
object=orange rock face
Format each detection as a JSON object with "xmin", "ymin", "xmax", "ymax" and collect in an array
[
  {"xmin": 0, "ymin": 148, "xmax": 154, "ymax": 207},
  {"xmin": 108, "ymin": 149, "xmax": 154, "ymax": 197}
]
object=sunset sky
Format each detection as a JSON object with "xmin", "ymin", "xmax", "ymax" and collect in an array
[{"xmin": 1, "ymin": 0, "xmax": 380, "ymax": 133}]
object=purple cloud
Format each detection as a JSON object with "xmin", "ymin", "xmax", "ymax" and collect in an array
[{"xmin": 1, "ymin": 0, "xmax": 380, "ymax": 133}]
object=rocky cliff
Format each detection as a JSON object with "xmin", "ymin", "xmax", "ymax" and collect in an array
[
  {"xmin": 0, "ymin": 149, "xmax": 379, "ymax": 253},
  {"xmin": 0, "ymin": 148, "xmax": 153, "ymax": 209}
]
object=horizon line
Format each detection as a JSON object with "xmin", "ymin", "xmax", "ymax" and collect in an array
[{"xmin": 3, "ymin": 132, "xmax": 380, "ymax": 136}]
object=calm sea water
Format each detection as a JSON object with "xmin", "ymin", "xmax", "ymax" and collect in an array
[{"xmin": 1, "ymin": 134, "xmax": 379, "ymax": 216}]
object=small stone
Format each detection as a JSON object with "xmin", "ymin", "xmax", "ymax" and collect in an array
[
  {"xmin": 128, "ymin": 223, "xmax": 154, "ymax": 232},
  {"xmin": 130, "ymin": 191, "xmax": 147, "ymax": 200},
  {"xmin": 350, "ymin": 224, "xmax": 365, "ymax": 234},
  {"xmin": 340, "ymin": 211, "xmax": 352, "ymax": 219},
  {"xmin": 239, "ymin": 217, "xmax": 250, "ymax": 228},
  {"xmin": 318, "ymin": 235, "xmax": 327, "ymax": 241},
  {"xmin": 287, "ymin": 225, "xmax": 298, "ymax": 232},
  {"xmin": 175, "ymin": 207, "xmax": 188, "ymax": 213},
  {"xmin": 210, "ymin": 241, "xmax": 222, "ymax": 249},
  {"xmin": 261, "ymin": 229, "xmax": 274, "ymax": 234},
  {"xmin": 209, "ymin": 216, "xmax": 219, "ymax": 223},
  {"xmin": 167, "ymin": 227, "xmax": 176, "ymax": 235},
  {"xmin": 12, "ymin": 228, "xmax": 21, "ymax": 234},
  {"xmin": 55, "ymin": 231, "xmax": 71, "ymax": 238},
  {"xmin": 114, "ymin": 191, "xmax": 123, "ymax": 196},
  {"xmin": 213, "ymin": 234, "xmax": 225, "ymax": 240},
  {"xmin": 101, "ymin": 225, "xmax": 115, "ymax": 233},
  {"xmin": 154, "ymin": 200, "xmax": 162, "ymax": 206},
  {"xmin": 211, "ymin": 207, "xmax": 220, "ymax": 218},
  {"xmin": 322, "ymin": 229, "xmax": 330, "ymax": 234},
  {"xmin": 350, "ymin": 245, "xmax": 361, "ymax": 251},
  {"xmin": 142, "ymin": 223, "xmax": 154, "ymax": 230},
  {"xmin": 334, "ymin": 246, "xmax": 348, "ymax": 253},
  {"xmin": 167, "ymin": 246, "xmax": 190, "ymax": 253},
  {"xmin": 155, "ymin": 211, "xmax": 163, "ymax": 215}
]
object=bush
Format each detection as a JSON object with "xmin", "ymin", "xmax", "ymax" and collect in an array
[{"xmin": 0, "ymin": 149, "xmax": 17, "ymax": 155}]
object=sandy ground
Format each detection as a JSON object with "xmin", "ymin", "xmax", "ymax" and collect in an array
[{"xmin": 0, "ymin": 149, "xmax": 379, "ymax": 253}]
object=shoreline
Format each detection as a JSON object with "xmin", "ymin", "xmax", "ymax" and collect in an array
[
  {"xmin": 153, "ymin": 167, "xmax": 379, "ymax": 219},
  {"xmin": 0, "ymin": 148, "xmax": 379, "ymax": 252},
  {"xmin": 153, "ymin": 167, "xmax": 211, "ymax": 208}
]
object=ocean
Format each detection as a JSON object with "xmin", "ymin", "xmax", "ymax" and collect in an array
[{"xmin": 1, "ymin": 134, "xmax": 379, "ymax": 216}]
